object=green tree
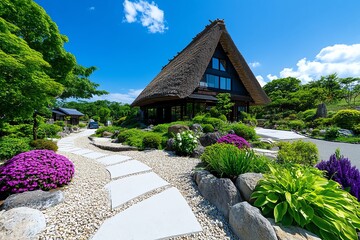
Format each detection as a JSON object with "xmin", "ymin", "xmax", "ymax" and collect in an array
[
  {"xmin": 216, "ymin": 93, "xmax": 234, "ymax": 118},
  {"xmin": 98, "ymin": 107, "xmax": 111, "ymax": 124},
  {"xmin": 339, "ymin": 77, "xmax": 360, "ymax": 106}
]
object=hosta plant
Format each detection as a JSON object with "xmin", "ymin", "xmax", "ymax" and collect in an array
[
  {"xmin": 201, "ymin": 143, "xmax": 269, "ymax": 179},
  {"xmin": 316, "ymin": 153, "xmax": 360, "ymax": 201},
  {"xmin": 251, "ymin": 165, "xmax": 360, "ymax": 240},
  {"xmin": 217, "ymin": 134, "xmax": 250, "ymax": 149},
  {"xmin": 0, "ymin": 150, "xmax": 75, "ymax": 197},
  {"xmin": 173, "ymin": 130, "xmax": 198, "ymax": 156}
]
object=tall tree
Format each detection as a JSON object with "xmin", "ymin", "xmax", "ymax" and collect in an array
[{"xmin": 339, "ymin": 77, "xmax": 360, "ymax": 106}]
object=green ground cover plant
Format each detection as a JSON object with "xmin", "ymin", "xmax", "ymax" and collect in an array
[
  {"xmin": 142, "ymin": 133, "xmax": 162, "ymax": 149},
  {"xmin": 0, "ymin": 137, "xmax": 31, "ymax": 161},
  {"xmin": 117, "ymin": 128, "xmax": 166, "ymax": 150},
  {"xmin": 224, "ymin": 123, "xmax": 258, "ymax": 141},
  {"xmin": 30, "ymin": 139, "xmax": 58, "ymax": 151},
  {"xmin": 201, "ymin": 143, "xmax": 269, "ymax": 179},
  {"xmin": 251, "ymin": 165, "xmax": 360, "ymax": 240},
  {"xmin": 277, "ymin": 140, "xmax": 319, "ymax": 166}
]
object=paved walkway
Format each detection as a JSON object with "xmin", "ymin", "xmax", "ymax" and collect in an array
[
  {"xmin": 57, "ymin": 130, "xmax": 202, "ymax": 240},
  {"xmin": 255, "ymin": 127, "xmax": 360, "ymax": 168}
]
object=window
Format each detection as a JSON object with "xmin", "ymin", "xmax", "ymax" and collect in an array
[
  {"xmin": 212, "ymin": 57, "xmax": 226, "ymax": 71},
  {"xmin": 220, "ymin": 77, "xmax": 231, "ymax": 90},
  {"xmin": 201, "ymin": 74, "xmax": 231, "ymax": 90}
]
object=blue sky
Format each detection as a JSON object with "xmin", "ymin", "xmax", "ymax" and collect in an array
[{"xmin": 34, "ymin": 0, "xmax": 360, "ymax": 103}]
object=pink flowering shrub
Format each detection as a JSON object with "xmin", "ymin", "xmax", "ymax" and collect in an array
[
  {"xmin": 0, "ymin": 150, "xmax": 75, "ymax": 196},
  {"xmin": 217, "ymin": 134, "xmax": 250, "ymax": 149}
]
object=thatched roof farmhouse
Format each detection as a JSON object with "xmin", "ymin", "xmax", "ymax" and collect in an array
[{"xmin": 132, "ymin": 19, "xmax": 270, "ymax": 124}]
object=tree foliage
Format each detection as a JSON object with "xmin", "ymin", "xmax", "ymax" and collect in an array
[{"xmin": 216, "ymin": 93, "xmax": 234, "ymax": 118}]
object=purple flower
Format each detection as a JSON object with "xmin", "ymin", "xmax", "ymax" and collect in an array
[
  {"xmin": 317, "ymin": 154, "xmax": 360, "ymax": 201},
  {"xmin": 217, "ymin": 134, "xmax": 250, "ymax": 149}
]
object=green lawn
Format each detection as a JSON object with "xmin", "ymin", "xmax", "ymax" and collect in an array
[{"xmin": 327, "ymin": 96, "xmax": 360, "ymax": 111}]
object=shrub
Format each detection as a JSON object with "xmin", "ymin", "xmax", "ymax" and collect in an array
[
  {"xmin": 324, "ymin": 126, "xmax": 340, "ymax": 140},
  {"xmin": 152, "ymin": 121, "xmax": 192, "ymax": 134},
  {"xmin": 202, "ymin": 117, "xmax": 225, "ymax": 130},
  {"xmin": 117, "ymin": 129, "xmax": 145, "ymax": 148},
  {"xmin": 37, "ymin": 124, "xmax": 62, "ymax": 139},
  {"xmin": 54, "ymin": 121, "xmax": 65, "ymax": 127},
  {"xmin": 238, "ymin": 112, "xmax": 258, "ymax": 126},
  {"xmin": 0, "ymin": 150, "xmax": 75, "ymax": 197},
  {"xmin": 114, "ymin": 116, "xmax": 127, "ymax": 126},
  {"xmin": 192, "ymin": 114, "xmax": 206, "ymax": 123},
  {"xmin": 227, "ymin": 123, "xmax": 257, "ymax": 141},
  {"xmin": 95, "ymin": 126, "xmax": 122, "ymax": 137},
  {"xmin": 217, "ymin": 134, "xmax": 250, "ymax": 149},
  {"xmin": 288, "ymin": 120, "xmax": 305, "ymax": 131},
  {"xmin": 173, "ymin": 130, "xmax": 198, "ymax": 156},
  {"xmin": 333, "ymin": 109, "xmax": 360, "ymax": 130},
  {"xmin": 311, "ymin": 128, "xmax": 320, "ymax": 137},
  {"xmin": 201, "ymin": 143, "xmax": 269, "ymax": 179},
  {"xmin": 218, "ymin": 114, "xmax": 227, "ymax": 122},
  {"xmin": 202, "ymin": 124, "xmax": 214, "ymax": 133},
  {"xmin": 316, "ymin": 153, "xmax": 360, "ymax": 201},
  {"xmin": 251, "ymin": 165, "xmax": 360, "ymax": 240},
  {"xmin": 142, "ymin": 134, "xmax": 162, "ymax": 149},
  {"xmin": 300, "ymin": 109, "xmax": 317, "ymax": 122},
  {"xmin": 353, "ymin": 123, "xmax": 360, "ymax": 135},
  {"xmin": 277, "ymin": 140, "xmax": 319, "ymax": 166},
  {"xmin": 0, "ymin": 137, "xmax": 31, "ymax": 161},
  {"xmin": 251, "ymin": 140, "xmax": 273, "ymax": 150},
  {"xmin": 313, "ymin": 118, "xmax": 333, "ymax": 127},
  {"xmin": 30, "ymin": 139, "xmax": 58, "ymax": 151},
  {"xmin": 78, "ymin": 122, "xmax": 87, "ymax": 128}
]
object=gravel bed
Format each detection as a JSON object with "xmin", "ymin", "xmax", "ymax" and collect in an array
[{"xmin": 38, "ymin": 133, "xmax": 238, "ymax": 240}]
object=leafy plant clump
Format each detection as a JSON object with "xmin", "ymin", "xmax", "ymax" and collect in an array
[
  {"xmin": 201, "ymin": 143, "xmax": 269, "ymax": 179},
  {"xmin": 277, "ymin": 140, "xmax": 319, "ymax": 166},
  {"xmin": 37, "ymin": 123, "xmax": 63, "ymax": 139},
  {"xmin": 202, "ymin": 124, "xmax": 214, "ymax": 133},
  {"xmin": 142, "ymin": 133, "xmax": 162, "ymax": 149},
  {"xmin": 0, "ymin": 150, "xmax": 75, "ymax": 197},
  {"xmin": 333, "ymin": 109, "xmax": 360, "ymax": 130},
  {"xmin": 217, "ymin": 134, "xmax": 250, "ymax": 149},
  {"xmin": 30, "ymin": 139, "xmax": 58, "ymax": 151},
  {"xmin": 251, "ymin": 165, "xmax": 360, "ymax": 240},
  {"xmin": 324, "ymin": 126, "xmax": 340, "ymax": 140},
  {"xmin": 0, "ymin": 137, "xmax": 31, "ymax": 161},
  {"xmin": 226, "ymin": 123, "xmax": 257, "ymax": 141},
  {"xmin": 316, "ymin": 153, "xmax": 360, "ymax": 201},
  {"xmin": 173, "ymin": 130, "xmax": 198, "ymax": 156}
]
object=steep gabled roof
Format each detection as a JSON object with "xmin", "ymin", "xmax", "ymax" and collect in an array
[
  {"xmin": 56, "ymin": 108, "xmax": 84, "ymax": 116},
  {"xmin": 132, "ymin": 19, "xmax": 270, "ymax": 107}
]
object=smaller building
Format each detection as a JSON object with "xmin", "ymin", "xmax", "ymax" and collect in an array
[{"xmin": 52, "ymin": 108, "xmax": 84, "ymax": 125}]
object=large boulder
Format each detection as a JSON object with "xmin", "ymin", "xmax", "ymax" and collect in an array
[
  {"xmin": 102, "ymin": 131, "xmax": 113, "ymax": 138},
  {"xmin": 193, "ymin": 170, "xmax": 212, "ymax": 186},
  {"xmin": 2, "ymin": 190, "xmax": 64, "ymax": 210},
  {"xmin": 235, "ymin": 173, "xmax": 263, "ymax": 202},
  {"xmin": 268, "ymin": 218, "xmax": 321, "ymax": 240},
  {"xmin": 229, "ymin": 202, "xmax": 277, "ymax": 240},
  {"xmin": 191, "ymin": 145, "xmax": 205, "ymax": 158},
  {"xmin": 199, "ymin": 132, "xmax": 221, "ymax": 147},
  {"xmin": 196, "ymin": 172, "xmax": 241, "ymax": 219},
  {"xmin": 315, "ymin": 103, "xmax": 327, "ymax": 119},
  {"xmin": 0, "ymin": 207, "xmax": 46, "ymax": 239},
  {"xmin": 168, "ymin": 124, "xmax": 189, "ymax": 135}
]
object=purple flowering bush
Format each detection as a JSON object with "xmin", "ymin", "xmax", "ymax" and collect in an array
[
  {"xmin": 316, "ymin": 153, "xmax": 360, "ymax": 201},
  {"xmin": 0, "ymin": 150, "xmax": 75, "ymax": 197},
  {"xmin": 217, "ymin": 134, "xmax": 250, "ymax": 149}
]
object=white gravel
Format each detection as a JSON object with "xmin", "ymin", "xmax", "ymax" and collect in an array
[{"xmin": 37, "ymin": 133, "xmax": 238, "ymax": 240}]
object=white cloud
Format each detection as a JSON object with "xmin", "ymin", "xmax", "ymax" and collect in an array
[
  {"xmin": 123, "ymin": 0, "xmax": 167, "ymax": 33},
  {"xmin": 89, "ymin": 6, "xmax": 95, "ymax": 11},
  {"xmin": 266, "ymin": 74, "xmax": 278, "ymax": 81},
  {"xmin": 250, "ymin": 61, "xmax": 261, "ymax": 68},
  {"xmin": 271, "ymin": 44, "xmax": 360, "ymax": 84},
  {"xmin": 256, "ymin": 75, "xmax": 267, "ymax": 87},
  {"xmin": 89, "ymin": 89, "xmax": 143, "ymax": 104}
]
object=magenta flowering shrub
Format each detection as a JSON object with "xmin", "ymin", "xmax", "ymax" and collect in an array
[
  {"xmin": 316, "ymin": 153, "xmax": 360, "ymax": 201},
  {"xmin": 0, "ymin": 150, "xmax": 75, "ymax": 196},
  {"xmin": 217, "ymin": 134, "xmax": 250, "ymax": 149}
]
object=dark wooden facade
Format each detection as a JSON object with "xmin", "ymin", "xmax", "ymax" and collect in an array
[{"xmin": 52, "ymin": 108, "xmax": 84, "ymax": 125}]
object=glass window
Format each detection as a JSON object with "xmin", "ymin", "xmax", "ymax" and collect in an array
[
  {"xmin": 220, "ymin": 59, "xmax": 226, "ymax": 71},
  {"xmin": 206, "ymin": 74, "xmax": 219, "ymax": 88},
  {"xmin": 212, "ymin": 57, "xmax": 219, "ymax": 70},
  {"xmin": 220, "ymin": 77, "xmax": 231, "ymax": 90}
]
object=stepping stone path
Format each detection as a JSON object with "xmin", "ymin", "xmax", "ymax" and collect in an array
[{"xmin": 57, "ymin": 129, "xmax": 202, "ymax": 240}]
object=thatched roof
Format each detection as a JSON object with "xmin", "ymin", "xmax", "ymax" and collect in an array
[{"xmin": 132, "ymin": 19, "xmax": 270, "ymax": 107}]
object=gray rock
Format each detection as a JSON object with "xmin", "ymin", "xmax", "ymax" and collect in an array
[
  {"xmin": 168, "ymin": 124, "xmax": 190, "ymax": 136},
  {"xmin": 166, "ymin": 138, "xmax": 175, "ymax": 151},
  {"xmin": 229, "ymin": 202, "xmax": 277, "ymax": 240},
  {"xmin": 268, "ymin": 218, "xmax": 321, "ymax": 240},
  {"xmin": 102, "ymin": 131, "xmax": 113, "ymax": 138},
  {"xmin": 319, "ymin": 129, "xmax": 326, "ymax": 136},
  {"xmin": 197, "ymin": 173, "xmax": 241, "ymax": 219},
  {"xmin": 3, "ymin": 190, "xmax": 64, "ymax": 210},
  {"xmin": 339, "ymin": 129, "xmax": 354, "ymax": 137},
  {"xmin": 193, "ymin": 170, "xmax": 211, "ymax": 185},
  {"xmin": 199, "ymin": 132, "xmax": 221, "ymax": 147},
  {"xmin": 315, "ymin": 103, "xmax": 327, "ymax": 118},
  {"xmin": 190, "ymin": 124, "xmax": 203, "ymax": 133},
  {"xmin": 191, "ymin": 145, "xmax": 205, "ymax": 158},
  {"xmin": 0, "ymin": 207, "xmax": 46, "ymax": 239},
  {"xmin": 228, "ymin": 130, "xmax": 236, "ymax": 135},
  {"xmin": 235, "ymin": 173, "xmax": 263, "ymax": 202}
]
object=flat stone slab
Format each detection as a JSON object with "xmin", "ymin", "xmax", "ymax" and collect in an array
[
  {"xmin": 70, "ymin": 149, "xmax": 94, "ymax": 155},
  {"xmin": 255, "ymin": 127, "xmax": 307, "ymax": 140},
  {"xmin": 106, "ymin": 172, "xmax": 169, "ymax": 209},
  {"xmin": 106, "ymin": 160, "xmax": 152, "ymax": 179},
  {"xmin": 96, "ymin": 155, "xmax": 132, "ymax": 166},
  {"xmin": 81, "ymin": 152, "xmax": 108, "ymax": 159},
  {"xmin": 92, "ymin": 187, "xmax": 202, "ymax": 240},
  {"xmin": 58, "ymin": 147, "xmax": 82, "ymax": 152}
]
